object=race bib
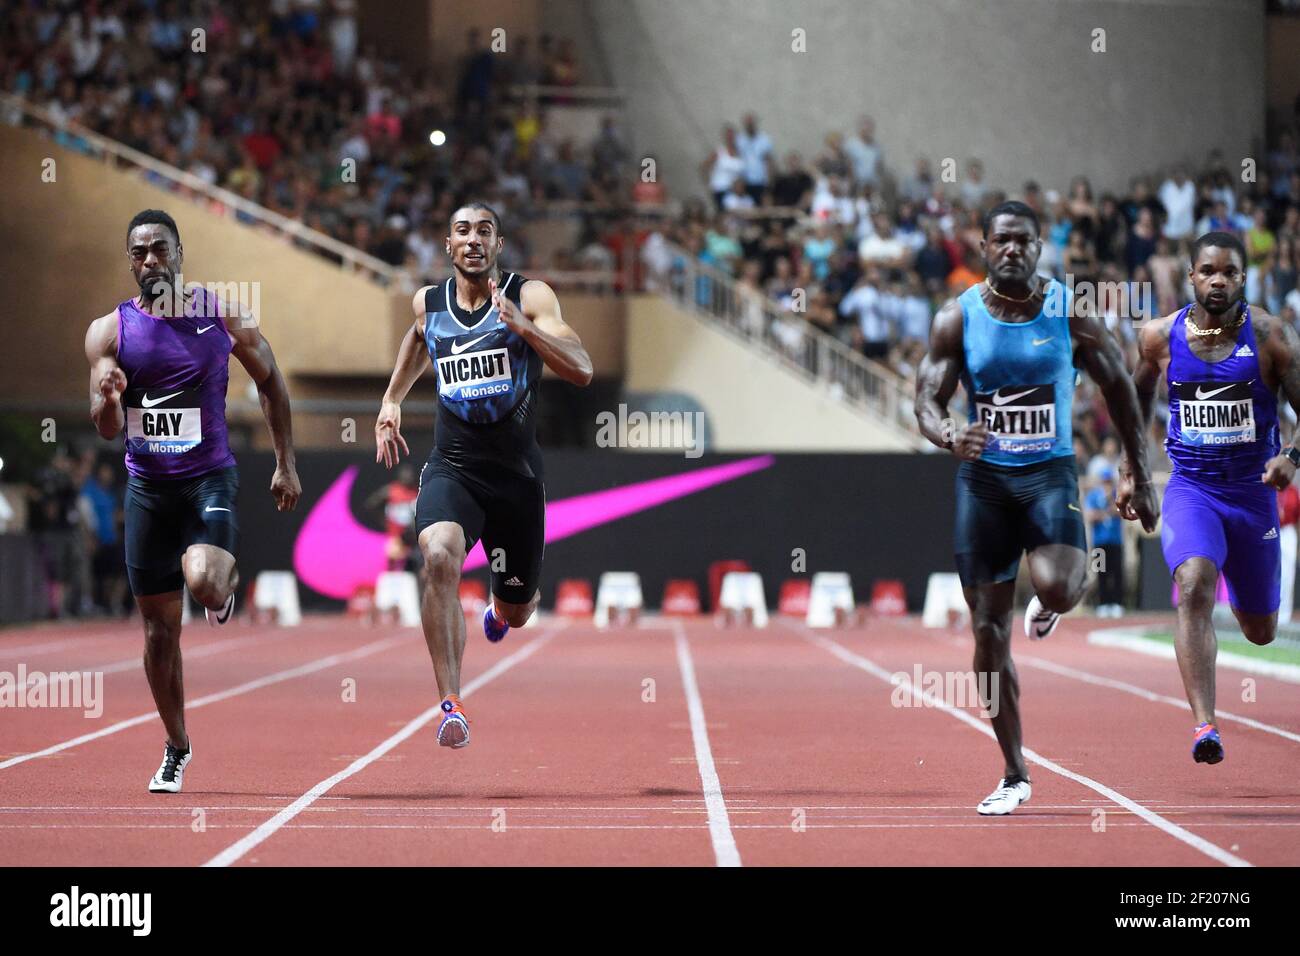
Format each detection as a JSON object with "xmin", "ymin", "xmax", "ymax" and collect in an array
[
  {"xmin": 1174, "ymin": 381, "xmax": 1255, "ymax": 446},
  {"xmin": 436, "ymin": 347, "xmax": 514, "ymax": 402},
  {"xmin": 124, "ymin": 387, "xmax": 203, "ymax": 455},
  {"xmin": 974, "ymin": 383, "xmax": 1057, "ymax": 454}
]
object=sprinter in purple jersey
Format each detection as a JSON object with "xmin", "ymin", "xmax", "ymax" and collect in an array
[
  {"xmin": 1123, "ymin": 232, "xmax": 1300, "ymax": 765},
  {"xmin": 84, "ymin": 209, "xmax": 300, "ymax": 793}
]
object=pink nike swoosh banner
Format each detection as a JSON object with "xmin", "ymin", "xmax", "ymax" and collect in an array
[{"xmin": 293, "ymin": 455, "xmax": 775, "ymax": 599}]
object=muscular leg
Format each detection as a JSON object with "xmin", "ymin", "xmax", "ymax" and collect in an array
[
  {"xmin": 1025, "ymin": 543, "xmax": 1089, "ymax": 613},
  {"xmin": 1231, "ymin": 607, "xmax": 1276, "ymax": 647},
  {"xmin": 1173, "ymin": 557, "xmax": 1219, "ymax": 726},
  {"xmin": 964, "ymin": 579, "xmax": 1028, "ymax": 783},
  {"xmin": 137, "ymin": 591, "xmax": 188, "ymax": 749},
  {"xmin": 491, "ymin": 589, "xmax": 540, "ymax": 628},
  {"xmin": 418, "ymin": 522, "xmax": 468, "ymax": 698},
  {"xmin": 182, "ymin": 544, "xmax": 238, "ymax": 611}
]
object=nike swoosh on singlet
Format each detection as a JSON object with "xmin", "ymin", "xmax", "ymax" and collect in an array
[
  {"xmin": 1032, "ymin": 337, "xmax": 1053, "ymax": 346},
  {"xmin": 140, "ymin": 391, "xmax": 183, "ymax": 408},
  {"xmin": 1195, "ymin": 384, "xmax": 1235, "ymax": 400},
  {"xmin": 450, "ymin": 332, "xmax": 494, "ymax": 355},
  {"xmin": 196, "ymin": 325, "xmax": 215, "ymax": 334},
  {"xmin": 292, "ymin": 456, "xmax": 775, "ymax": 599},
  {"xmin": 991, "ymin": 387, "xmax": 1039, "ymax": 406}
]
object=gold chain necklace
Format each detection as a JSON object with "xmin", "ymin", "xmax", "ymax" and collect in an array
[
  {"xmin": 984, "ymin": 279, "xmax": 1040, "ymax": 304},
  {"xmin": 1186, "ymin": 303, "xmax": 1245, "ymax": 337}
]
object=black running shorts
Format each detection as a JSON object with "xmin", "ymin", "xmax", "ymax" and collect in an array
[
  {"xmin": 124, "ymin": 466, "xmax": 239, "ymax": 596},
  {"xmin": 415, "ymin": 454, "xmax": 545, "ymax": 605}
]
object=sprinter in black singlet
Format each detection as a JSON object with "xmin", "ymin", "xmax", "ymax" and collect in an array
[{"xmin": 374, "ymin": 202, "xmax": 593, "ymax": 749}]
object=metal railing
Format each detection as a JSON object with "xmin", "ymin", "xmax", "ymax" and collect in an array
[
  {"xmin": 645, "ymin": 243, "xmax": 924, "ymax": 445},
  {"xmin": 1, "ymin": 92, "xmax": 411, "ymax": 288},
  {"xmin": 1, "ymin": 92, "xmax": 638, "ymax": 295}
]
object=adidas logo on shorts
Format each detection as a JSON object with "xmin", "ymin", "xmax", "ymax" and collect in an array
[
  {"xmin": 1264, "ymin": 527, "xmax": 1278, "ymax": 540},
  {"xmin": 1235, "ymin": 343, "xmax": 1254, "ymax": 357},
  {"xmin": 505, "ymin": 576, "xmax": 524, "ymax": 586}
]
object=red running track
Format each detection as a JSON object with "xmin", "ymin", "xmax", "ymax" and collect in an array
[{"xmin": 0, "ymin": 612, "xmax": 1297, "ymax": 866}]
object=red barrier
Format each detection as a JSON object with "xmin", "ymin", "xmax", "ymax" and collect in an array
[
  {"xmin": 346, "ymin": 585, "xmax": 375, "ymax": 618},
  {"xmin": 555, "ymin": 579, "xmax": 595, "ymax": 616},
  {"xmin": 661, "ymin": 579, "xmax": 702, "ymax": 615},
  {"xmin": 458, "ymin": 579, "xmax": 487, "ymax": 616},
  {"xmin": 778, "ymin": 579, "xmax": 811, "ymax": 616},
  {"xmin": 871, "ymin": 579, "xmax": 907, "ymax": 617}
]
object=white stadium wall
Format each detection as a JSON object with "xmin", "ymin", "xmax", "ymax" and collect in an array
[
  {"xmin": 624, "ymin": 295, "xmax": 916, "ymax": 452},
  {"xmin": 591, "ymin": 0, "xmax": 1266, "ymax": 201}
]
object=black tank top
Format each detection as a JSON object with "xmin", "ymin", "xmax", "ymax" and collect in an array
[{"xmin": 423, "ymin": 273, "xmax": 543, "ymax": 478}]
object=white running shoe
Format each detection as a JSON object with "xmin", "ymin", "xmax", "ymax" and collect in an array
[
  {"xmin": 1024, "ymin": 595, "xmax": 1061, "ymax": 640},
  {"xmin": 148, "ymin": 741, "xmax": 192, "ymax": 794},
  {"xmin": 976, "ymin": 777, "xmax": 1031, "ymax": 815},
  {"xmin": 205, "ymin": 591, "xmax": 234, "ymax": 626}
]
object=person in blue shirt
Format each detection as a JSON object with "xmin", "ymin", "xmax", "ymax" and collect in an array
[
  {"xmin": 1085, "ymin": 464, "xmax": 1125, "ymax": 617},
  {"xmin": 80, "ymin": 461, "xmax": 127, "ymax": 615}
]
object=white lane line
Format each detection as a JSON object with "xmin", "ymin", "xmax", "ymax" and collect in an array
[
  {"xmin": 13, "ymin": 821, "xmax": 1300, "ymax": 832},
  {"xmin": 1089, "ymin": 627, "xmax": 1300, "ymax": 684},
  {"xmin": 0, "ymin": 634, "xmax": 121, "ymax": 658},
  {"xmin": 671, "ymin": 620, "xmax": 741, "ymax": 867},
  {"xmin": 86, "ymin": 632, "xmax": 270, "ymax": 676},
  {"xmin": 794, "ymin": 625, "xmax": 1252, "ymax": 867},
  {"xmin": 202, "ymin": 626, "xmax": 562, "ymax": 868},
  {"xmin": 1021, "ymin": 654, "xmax": 1300, "ymax": 745},
  {"xmin": 0, "ymin": 635, "xmax": 406, "ymax": 771},
  {"xmin": 5, "ymin": 803, "xmax": 1297, "ymax": 813}
]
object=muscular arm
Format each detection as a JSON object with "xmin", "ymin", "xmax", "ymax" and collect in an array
[
  {"xmin": 914, "ymin": 299, "xmax": 966, "ymax": 449},
  {"xmin": 375, "ymin": 288, "xmax": 434, "ymax": 468},
  {"xmin": 383, "ymin": 288, "xmax": 434, "ymax": 406},
  {"xmin": 1259, "ymin": 310, "xmax": 1300, "ymax": 489},
  {"xmin": 1070, "ymin": 306, "xmax": 1152, "ymax": 484},
  {"xmin": 228, "ymin": 309, "xmax": 299, "ymax": 509},
  {"xmin": 85, "ymin": 313, "xmax": 125, "ymax": 440},
  {"xmin": 1131, "ymin": 319, "xmax": 1171, "ymax": 434},
  {"xmin": 509, "ymin": 279, "xmax": 594, "ymax": 387}
]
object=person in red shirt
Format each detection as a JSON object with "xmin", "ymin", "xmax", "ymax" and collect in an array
[
  {"xmin": 1279, "ymin": 483, "xmax": 1299, "ymax": 621},
  {"xmin": 366, "ymin": 464, "xmax": 419, "ymax": 570}
]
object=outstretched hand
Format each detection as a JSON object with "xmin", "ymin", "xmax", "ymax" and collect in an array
[{"xmin": 375, "ymin": 400, "xmax": 409, "ymax": 469}]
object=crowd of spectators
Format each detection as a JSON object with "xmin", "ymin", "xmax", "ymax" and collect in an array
[
  {"xmin": 0, "ymin": 0, "xmax": 641, "ymax": 283},
  {"xmin": 15, "ymin": 447, "xmax": 129, "ymax": 620},
  {"xmin": 673, "ymin": 105, "xmax": 1300, "ymax": 463},
  {"xmin": 7, "ymin": 0, "xmax": 1300, "ymax": 471}
]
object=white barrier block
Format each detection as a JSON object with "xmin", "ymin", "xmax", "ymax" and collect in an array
[
  {"xmin": 922, "ymin": 572, "xmax": 968, "ymax": 629},
  {"xmin": 374, "ymin": 571, "xmax": 421, "ymax": 627},
  {"xmin": 595, "ymin": 572, "xmax": 643, "ymax": 628},
  {"xmin": 253, "ymin": 570, "xmax": 302, "ymax": 626},
  {"xmin": 806, "ymin": 571, "xmax": 855, "ymax": 628},
  {"xmin": 718, "ymin": 571, "xmax": 768, "ymax": 627}
]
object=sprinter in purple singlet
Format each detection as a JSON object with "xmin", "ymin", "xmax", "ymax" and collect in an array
[
  {"xmin": 1123, "ymin": 231, "xmax": 1300, "ymax": 765},
  {"xmin": 84, "ymin": 209, "xmax": 300, "ymax": 793}
]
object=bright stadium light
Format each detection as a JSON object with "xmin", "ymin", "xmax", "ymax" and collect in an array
[{"xmin": 429, "ymin": 129, "xmax": 446, "ymax": 147}]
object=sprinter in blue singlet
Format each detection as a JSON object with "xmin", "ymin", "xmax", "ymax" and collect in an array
[
  {"xmin": 915, "ymin": 201, "xmax": 1158, "ymax": 815},
  {"xmin": 1124, "ymin": 231, "xmax": 1300, "ymax": 766},
  {"xmin": 374, "ymin": 202, "xmax": 593, "ymax": 750}
]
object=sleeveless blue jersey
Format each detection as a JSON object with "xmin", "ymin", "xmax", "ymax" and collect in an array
[
  {"xmin": 960, "ymin": 279, "xmax": 1076, "ymax": 466},
  {"xmin": 1165, "ymin": 304, "xmax": 1278, "ymax": 483},
  {"xmin": 424, "ymin": 272, "xmax": 543, "ymax": 477}
]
